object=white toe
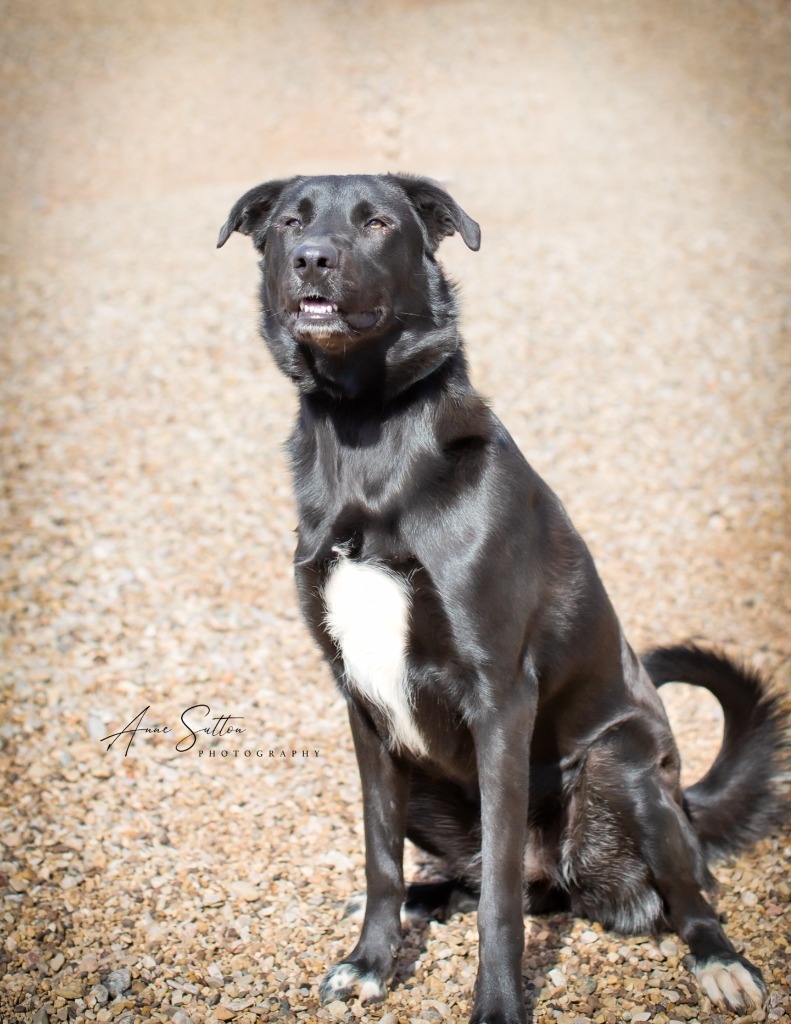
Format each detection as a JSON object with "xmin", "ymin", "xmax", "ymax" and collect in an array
[
  {"xmin": 321, "ymin": 962, "xmax": 387, "ymax": 1004},
  {"xmin": 694, "ymin": 958, "xmax": 765, "ymax": 1011}
]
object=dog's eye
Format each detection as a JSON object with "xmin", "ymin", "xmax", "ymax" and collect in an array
[
  {"xmin": 283, "ymin": 217, "xmax": 302, "ymax": 229},
  {"xmin": 365, "ymin": 218, "xmax": 388, "ymax": 229}
]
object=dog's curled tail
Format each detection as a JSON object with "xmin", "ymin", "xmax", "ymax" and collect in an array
[{"xmin": 642, "ymin": 642, "xmax": 790, "ymax": 860}]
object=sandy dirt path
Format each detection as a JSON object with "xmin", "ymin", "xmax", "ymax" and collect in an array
[{"xmin": 1, "ymin": 2, "xmax": 789, "ymax": 1022}]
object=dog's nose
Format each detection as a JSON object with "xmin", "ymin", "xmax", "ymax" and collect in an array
[{"xmin": 292, "ymin": 241, "xmax": 339, "ymax": 282}]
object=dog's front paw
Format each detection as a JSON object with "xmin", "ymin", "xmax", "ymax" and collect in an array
[
  {"xmin": 319, "ymin": 962, "xmax": 387, "ymax": 1005},
  {"xmin": 693, "ymin": 954, "xmax": 767, "ymax": 1012}
]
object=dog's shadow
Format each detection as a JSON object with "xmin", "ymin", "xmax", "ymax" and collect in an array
[{"xmin": 386, "ymin": 881, "xmax": 570, "ymax": 1023}]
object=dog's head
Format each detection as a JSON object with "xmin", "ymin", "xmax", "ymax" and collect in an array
[{"xmin": 218, "ymin": 174, "xmax": 480, "ymax": 396}]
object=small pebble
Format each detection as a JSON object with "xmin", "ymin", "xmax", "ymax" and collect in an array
[
  {"xmin": 547, "ymin": 968, "xmax": 567, "ymax": 989},
  {"xmin": 89, "ymin": 983, "xmax": 110, "ymax": 1006},
  {"xmin": 54, "ymin": 983, "xmax": 82, "ymax": 1000},
  {"xmin": 87, "ymin": 712, "xmax": 107, "ymax": 739},
  {"xmin": 231, "ymin": 881, "xmax": 260, "ymax": 902},
  {"xmin": 105, "ymin": 968, "xmax": 131, "ymax": 998}
]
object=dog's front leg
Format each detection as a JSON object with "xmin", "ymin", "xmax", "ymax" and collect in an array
[
  {"xmin": 319, "ymin": 700, "xmax": 408, "ymax": 1006},
  {"xmin": 469, "ymin": 692, "xmax": 534, "ymax": 1024}
]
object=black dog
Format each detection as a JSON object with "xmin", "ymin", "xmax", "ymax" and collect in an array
[{"xmin": 218, "ymin": 174, "xmax": 787, "ymax": 1023}]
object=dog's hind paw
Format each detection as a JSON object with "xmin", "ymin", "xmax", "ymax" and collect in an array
[
  {"xmin": 340, "ymin": 891, "xmax": 434, "ymax": 927},
  {"xmin": 319, "ymin": 962, "xmax": 387, "ymax": 1005},
  {"xmin": 693, "ymin": 955, "xmax": 767, "ymax": 1012}
]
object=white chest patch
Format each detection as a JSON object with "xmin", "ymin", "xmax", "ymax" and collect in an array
[{"xmin": 323, "ymin": 557, "xmax": 426, "ymax": 757}]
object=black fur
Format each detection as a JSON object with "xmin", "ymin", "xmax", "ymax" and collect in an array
[
  {"xmin": 219, "ymin": 174, "xmax": 789, "ymax": 1023},
  {"xmin": 642, "ymin": 643, "xmax": 789, "ymax": 859}
]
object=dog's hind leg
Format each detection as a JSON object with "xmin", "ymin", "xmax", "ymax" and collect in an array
[
  {"xmin": 636, "ymin": 790, "xmax": 767, "ymax": 1013},
  {"xmin": 401, "ymin": 767, "xmax": 483, "ymax": 919},
  {"xmin": 319, "ymin": 701, "xmax": 409, "ymax": 1006},
  {"xmin": 588, "ymin": 723, "xmax": 768, "ymax": 1014},
  {"xmin": 405, "ymin": 771, "xmax": 569, "ymax": 920},
  {"xmin": 406, "ymin": 767, "xmax": 482, "ymax": 873}
]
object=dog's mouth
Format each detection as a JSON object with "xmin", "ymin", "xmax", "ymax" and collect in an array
[{"xmin": 288, "ymin": 295, "xmax": 383, "ymax": 338}]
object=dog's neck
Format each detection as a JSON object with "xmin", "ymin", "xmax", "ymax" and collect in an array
[
  {"xmin": 303, "ymin": 323, "xmax": 464, "ymax": 402},
  {"xmin": 298, "ymin": 345, "xmax": 471, "ymax": 421},
  {"xmin": 261, "ymin": 310, "xmax": 467, "ymax": 403}
]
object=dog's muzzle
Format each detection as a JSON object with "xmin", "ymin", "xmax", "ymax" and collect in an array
[{"xmin": 287, "ymin": 294, "xmax": 382, "ymax": 342}]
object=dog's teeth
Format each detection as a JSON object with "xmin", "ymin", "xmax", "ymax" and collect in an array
[{"xmin": 300, "ymin": 299, "xmax": 337, "ymax": 315}]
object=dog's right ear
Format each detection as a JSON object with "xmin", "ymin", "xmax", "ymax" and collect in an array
[
  {"xmin": 216, "ymin": 177, "xmax": 297, "ymax": 248},
  {"xmin": 387, "ymin": 174, "xmax": 481, "ymax": 253}
]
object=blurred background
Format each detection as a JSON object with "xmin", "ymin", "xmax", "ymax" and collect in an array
[{"xmin": 1, "ymin": 1, "xmax": 789, "ymax": 1022}]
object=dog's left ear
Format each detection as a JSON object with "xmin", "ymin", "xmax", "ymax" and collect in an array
[
  {"xmin": 216, "ymin": 177, "xmax": 298, "ymax": 248},
  {"xmin": 388, "ymin": 174, "xmax": 481, "ymax": 252}
]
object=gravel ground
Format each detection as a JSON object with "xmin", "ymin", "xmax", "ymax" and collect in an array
[{"xmin": 1, "ymin": 2, "xmax": 789, "ymax": 1023}]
